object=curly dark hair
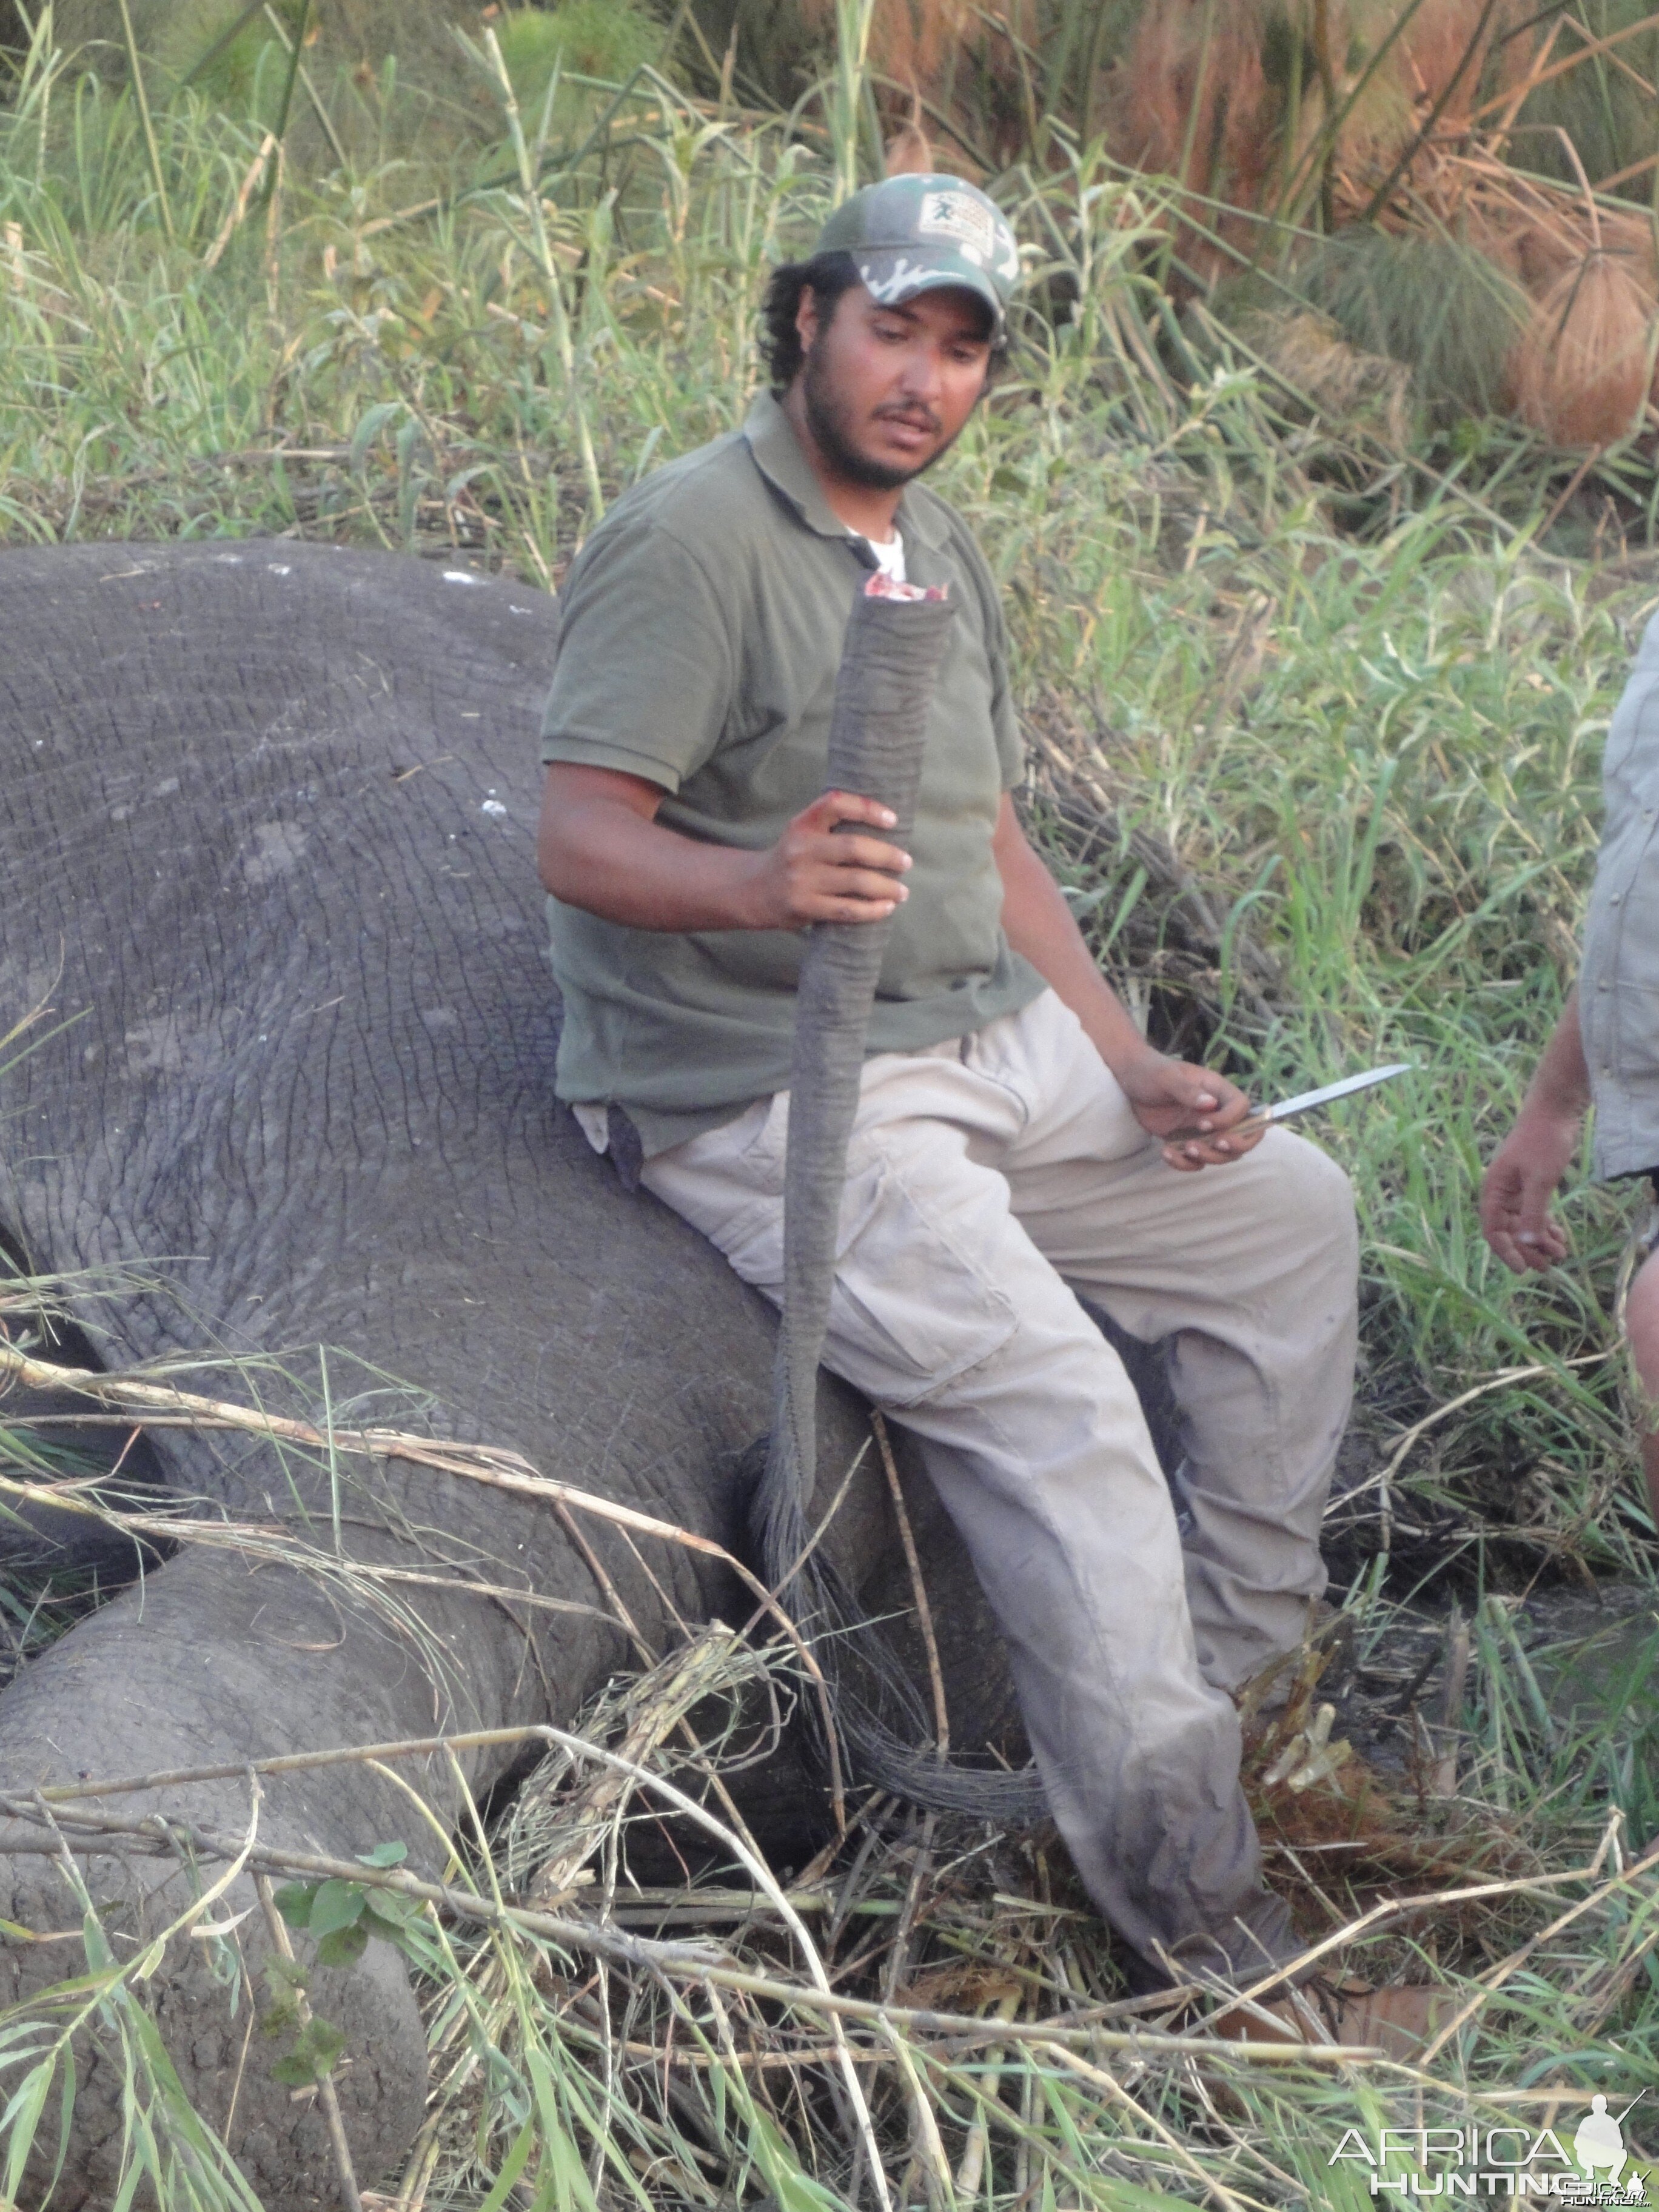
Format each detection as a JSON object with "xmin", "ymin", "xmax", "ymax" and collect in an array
[
  {"xmin": 759, "ymin": 252, "xmax": 865, "ymax": 391},
  {"xmin": 759, "ymin": 250, "xmax": 1005, "ymax": 393}
]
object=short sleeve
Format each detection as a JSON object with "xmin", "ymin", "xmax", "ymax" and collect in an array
[
  {"xmin": 988, "ymin": 601, "xmax": 1023, "ymax": 791},
  {"xmin": 540, "ymin": 517, "xmax": 736, "ymax": 795},
  {"xmin": 957, "ymin": 531, "xmax": 1023, "ymax": 789}
]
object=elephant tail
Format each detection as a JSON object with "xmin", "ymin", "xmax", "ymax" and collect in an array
[
  {"xmin": 752, "ymin": 577, "xmax": 1049, "ymax": 1828},
  {"xmin": 749, "ymin": 1451, "xmax": 1050, "ymax": 1821}
]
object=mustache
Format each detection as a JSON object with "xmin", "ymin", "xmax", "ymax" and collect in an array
[{"xmin": 874, "ymin": 403, "xmax": 942, "ymax": 435}]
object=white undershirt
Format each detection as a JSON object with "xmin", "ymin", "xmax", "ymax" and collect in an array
[{"xmin": 862, "ymin": 531, "xmax": 907, "ymax": 585}]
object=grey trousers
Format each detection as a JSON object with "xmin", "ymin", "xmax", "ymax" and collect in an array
[{"xmin": 638, "ymin": 990, "xmax": 1358, "ymax": 1982}]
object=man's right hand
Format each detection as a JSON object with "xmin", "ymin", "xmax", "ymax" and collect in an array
[
  {"xmin": 539, "ymin": 765, "xmax": 910, "ymax": 935},
  {"xmin": 1480, "ymin": 1108, "xmax": 1580, "ymax": 1273},
  {"xmin": 740, "ymin": 790, "xmax": 912, "ymax": 930}
]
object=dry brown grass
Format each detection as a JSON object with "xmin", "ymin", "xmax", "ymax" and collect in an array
[
  {"xmin": 1087, "ymin": 0, "xmax": 1537, "ymax": 272},
  {"xmin": 1240, "ymin": 305, "xmax": 1416, "ymax": 446},
  {"xmin": 1240, "ymin": 1637, "xmax": 1541, "ymax": 1948},
  {"xmin": 799, "ymin": 0, "xmax": 1029, "ymax": 106},
  {"xmin": 842, "ymin": 0, "xmax": 1659, "ymax": 447},
  {"xmin": 1390, "ymin": 0, "xmax": 1528, "ymax": 126},
  {"xmin": 1105, "ymin": 5, "xmax": 1273, "ymax": 274},
  {"xmin": 1516, "ymin": 249, "xmax": 1659, "ymax": 445},
  {"xmin": 1390, "ymin": 143, "xmax": 1659, "ymax": 440}
]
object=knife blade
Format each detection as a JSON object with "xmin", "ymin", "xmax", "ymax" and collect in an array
[{"xmin": 1165, "ymin": 1062, "xmax": 1413, "ymax": 1146}]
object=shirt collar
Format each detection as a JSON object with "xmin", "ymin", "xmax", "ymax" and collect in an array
[{"xmin": 741, "ymin": 390, "xmax": 948, "ymax": 552}]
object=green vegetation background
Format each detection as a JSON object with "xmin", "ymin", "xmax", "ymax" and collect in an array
[{"xmin": 1, "ymin": 5, "xmax": 1657, "ymax": 2206}]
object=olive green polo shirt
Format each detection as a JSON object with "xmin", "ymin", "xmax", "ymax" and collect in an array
[{"xmin": 540, "ymin": 390, "xmax": 1042, "ymax": 1156}]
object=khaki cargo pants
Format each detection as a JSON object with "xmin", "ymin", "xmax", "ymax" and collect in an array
[{"xmin": 640, "ymin": 989, "xmax": 1358, "ymax": 1983}]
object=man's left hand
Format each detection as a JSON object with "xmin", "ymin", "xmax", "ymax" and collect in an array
[{"xmin": 1112, "ymin": 1045, "xmax": 1262, "ymax": 1172}]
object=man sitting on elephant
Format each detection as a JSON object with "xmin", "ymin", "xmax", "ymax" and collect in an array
[{"xmin": 535, "ymin": 175, "xmax": 1399, "ymax": 2025}]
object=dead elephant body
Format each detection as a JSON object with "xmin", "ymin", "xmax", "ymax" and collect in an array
[{"xmin": 0, "ymin": 541, "xmax": 1023, "ymax": 2207}]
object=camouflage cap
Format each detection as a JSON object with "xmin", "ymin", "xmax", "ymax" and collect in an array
[{"xmin": 814, "ymin": 175, "xmax": 1020, "ymax": 333}]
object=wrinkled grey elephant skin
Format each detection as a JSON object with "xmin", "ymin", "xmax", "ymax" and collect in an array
[{"xmin": 0, "ymin": 542, "xmax": 1025, "ymax": 2209}]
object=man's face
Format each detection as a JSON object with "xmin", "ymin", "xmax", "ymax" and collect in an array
[{"xmin": 796, "ymin": 282, "xmax": 994, "ymax": 491}]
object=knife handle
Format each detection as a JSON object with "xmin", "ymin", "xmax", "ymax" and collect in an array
[{"xmin": 1162, "ymin": 1108, "xmax": 1272, "ymax": 1147}]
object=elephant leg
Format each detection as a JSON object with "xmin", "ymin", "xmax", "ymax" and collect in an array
[{"xmin": 0, "ymin": 1491, "xmax": 546, "ymax": 2210}]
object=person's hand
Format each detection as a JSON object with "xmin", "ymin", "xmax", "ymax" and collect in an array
[
  {"xmin": 1112, "ymin": 1044, "xmax": 1262, "ymax": 1171},
  {"xmin": 742, "ymin": 790, "xmax": 911, "ymax": 929},
  {"xmin": 1480, "ymin": 1108, "xmax": 1581, "ymax": 1272}
]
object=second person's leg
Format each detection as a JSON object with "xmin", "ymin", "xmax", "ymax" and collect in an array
[{"xmin": 1625, "ymin": 1195, "xmax": 1659, "ymax": 1529}]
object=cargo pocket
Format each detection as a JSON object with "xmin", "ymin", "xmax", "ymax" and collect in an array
[
  {"xmin": 825, "ymin": 1156, "xmax": 1019, "ymax": 1408},
  {"xmin": 645, "ymin": 1094, "xmax": 789, "ymax": 1293}
]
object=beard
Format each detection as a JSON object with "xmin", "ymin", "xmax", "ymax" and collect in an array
[{"xmin": 800, "ymin": 340, "xmax": 956, "ymax": 490}]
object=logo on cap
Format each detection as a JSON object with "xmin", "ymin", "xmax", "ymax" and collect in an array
[{"xmin": 917, "ymin": 188, "xmax": 998, "ymax": 267}]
